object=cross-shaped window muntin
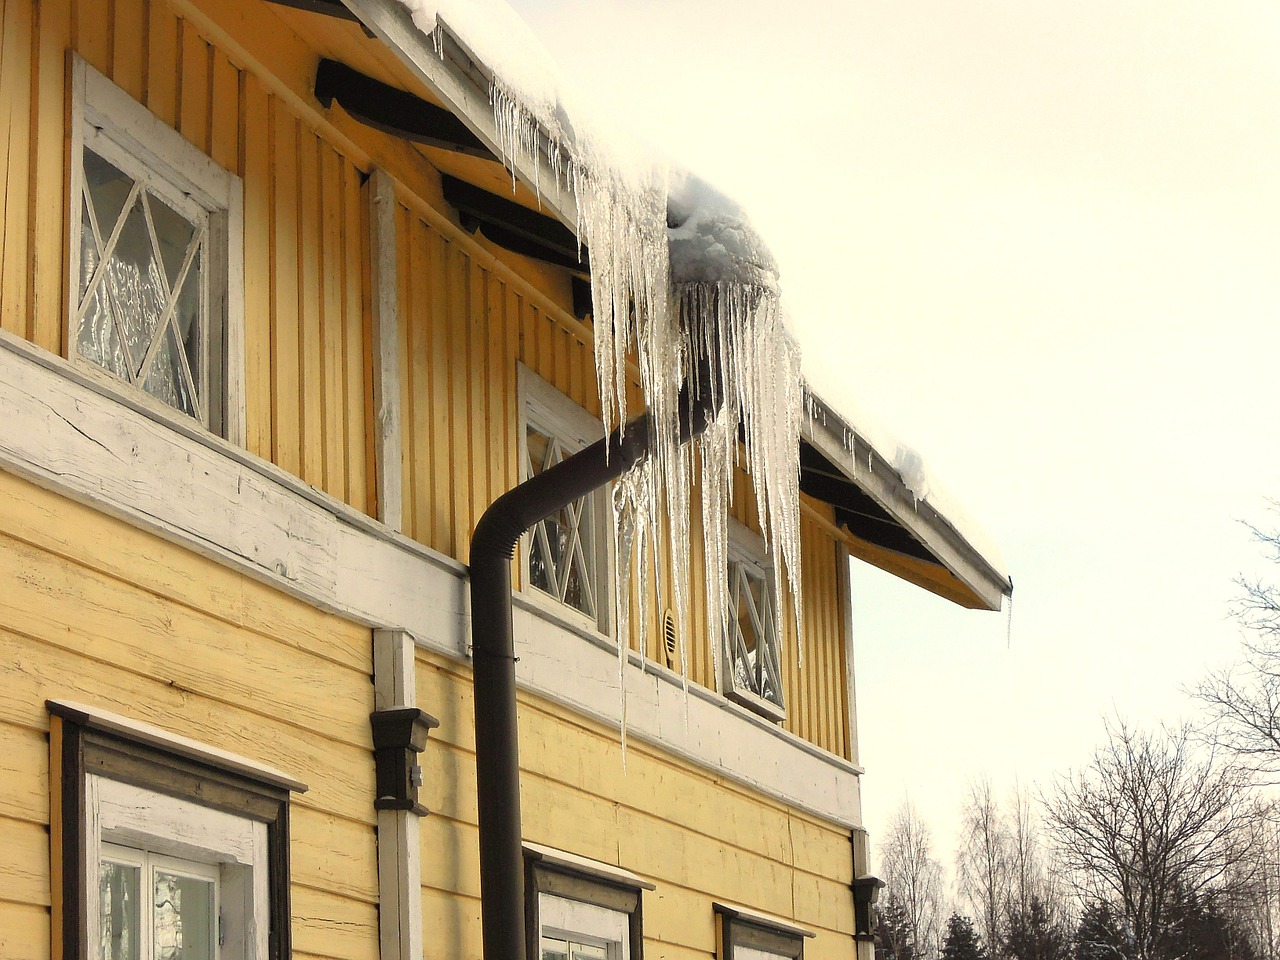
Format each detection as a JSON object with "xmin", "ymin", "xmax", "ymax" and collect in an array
[
  {"xmin": 727, "ymin": 558, "xmax": 784, "ymax": 710},
  {"xmin": 74, "ymin": 137, "xmax": 211, "ymax": 425},
  {"xmin": 525, "ymin": 424, "xmax": 599, "ymax": 620}
]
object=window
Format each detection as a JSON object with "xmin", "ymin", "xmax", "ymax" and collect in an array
[
  {"xmin": 525, "ymin": 843, "xmax": 651, "ymax": 960},
  {"xmin": 48, "ymin": 700, "xmax": 305, "ymax": 960},
  {"xmin": 720, "ymin": 522, "xmax": 785, "ymax": 721},
  {"xmin": 519, "ymin": 366, "xmax": 611, "ymax": 631},
  {"xmin": 715, "ymin": 903, "xmax": 813, "ymax": 960},
  {"xmin": 69, "ymin": 57, "xmax": 243, "ymax": 437}
]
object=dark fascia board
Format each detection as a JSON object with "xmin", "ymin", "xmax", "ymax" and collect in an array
[
  {"xmin": 266, "ymin": 0, "xmax": 364, "ymax": 24},
  {"xmin": 314, "ymin": 58, "xmax": 495, "ymax": 160},
  {"xmin": 441, "ymin": 174, "xmax": 589, "ymax": 275},
  {"xmin": 802, "ymin": 390, "xmax": 1011, "ymax": 611}
]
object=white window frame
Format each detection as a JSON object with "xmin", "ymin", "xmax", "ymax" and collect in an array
[
  {"xmin": 539, "ymin": 893, "xmax": 631, "ymax": 960},
  {"xmin": 89, "ymin": 775, "xmax": 268, "ymax": 960},
  {"xmin": 718, "ymin": 519, "xmax": 787, "ymax": 723},
  {"xmin": 68, "ymin": 55, "xmax": 245, "ymax": 444},
  {"xmin": 99, "ymin": 840, "xmax": 223, "ymax": 960},
  {"xmin": 518, "ymin": 364, "xmax": 613, "ymax": 636}
]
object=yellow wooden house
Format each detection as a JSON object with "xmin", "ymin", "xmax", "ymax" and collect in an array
[{"xmin": 0, "ymin": 1, "xmax": 1011, "ymax": 960}]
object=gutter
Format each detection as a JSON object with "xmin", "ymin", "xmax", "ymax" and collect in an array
[{"xmin": 468, "ymin": 376, "xmax": 720, "ymax": 960}]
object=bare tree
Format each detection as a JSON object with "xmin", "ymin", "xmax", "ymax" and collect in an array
[
  {"xmin": 1042, "ymin": 720, "xmax": 1254, "ymax": 960},
  {"xmin": 883, "ymin": 799, "xmax": 946, "ymax": 960},
  {"xmin": 1222, "ymin": 799, "xmax": 1280, "ymax": 960},
  {"xmin": 1197, "ymin": 518, "xmax": 1280, "ymax": 779},
  {"xmin": 956, "ymin": 777, "xmax": 1011, "ymax": 951}
]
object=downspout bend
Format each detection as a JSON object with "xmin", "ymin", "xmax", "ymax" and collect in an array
[{"xmin": 469, "ymin": 377, "xmax": 720, "ymax": 960}]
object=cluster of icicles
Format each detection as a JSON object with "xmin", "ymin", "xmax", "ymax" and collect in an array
[{"xmin": 486, "ymin": 77, "xmax": 807, "ymax": 750}]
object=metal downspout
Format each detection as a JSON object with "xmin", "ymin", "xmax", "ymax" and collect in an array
[{"xmin": 468, "ymin": 381, "xmax": 719, "ymax": 960}]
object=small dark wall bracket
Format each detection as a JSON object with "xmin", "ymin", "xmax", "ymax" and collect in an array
[
  {"xmin": 851, "ymin": 874, "xmax": 886, "ymax": 942},
  {"xmin": 371, "ymin": 707, "xmax": 440, "ymax": 817}
]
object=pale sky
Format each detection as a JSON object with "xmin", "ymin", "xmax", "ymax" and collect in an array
[{"xmin": 502, "ymin": 0, "xmax": 1280, "ymax": 880}]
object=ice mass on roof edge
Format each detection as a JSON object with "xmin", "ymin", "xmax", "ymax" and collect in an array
[{"xmin": 394, "ymin": 0, "xmax": 1005, "ymax": 683}]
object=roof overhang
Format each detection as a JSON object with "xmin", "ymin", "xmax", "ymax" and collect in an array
[
  {"xmin": 327, "ymin": 0, "xmax": 1010, "ymax": 612},
  {"xmin": 337, "ymin": 0, "xmax": 581, "ymax": 230},
  {"xmin": 802, "ymin": 392, "xmax": 1010, "ymax": 611}
]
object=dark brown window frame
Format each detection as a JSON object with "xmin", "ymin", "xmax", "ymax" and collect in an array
[
  {"xmin": 715, "ymin": 903, "xmax": 814, "ymax": 960},
  {"xmin": 523, "ymin": 844, "xmax": 653, "ymax": 960},
  {"xmin": 48, "ymin": 700, "xmax": 305, "ymax": 960}
]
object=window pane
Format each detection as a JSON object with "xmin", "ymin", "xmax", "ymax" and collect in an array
[
  {"xmin": 98, "ymin": 860, "xmax": 141, "ymax": 960},
  {"xmin": 154, "ymin": 871, "xmax": 215, "ymax": 960},
  {"xmin": 76, "ymin": 143, "xmax": 211, "ymax": 423},
  {"xmin": 571, "ymin": 942, "xmax": 609, "ymax": 960},
  {"xmin": 145, "ymin": 192, "xmax": 198, "ymax": 291},
  {"xmin": 728, "ymin": 559, "xmax": 784, "ymax": 709},
  {"xmin": 542, "ymin": 937, "xmax": 569, "ymax": 960},
  {"xmin": 527, "ymin": 427, "xmax": 552, "ymax": 476},
  {"xmin": 176, "ymin": 261, "xmax": 203, "ymax": 404},
  {"xmin": 105, "ymin": 196, "xmax": 168, "ymax": 375},
  {"xmin": 83, "ymin": 149, "xmax": 133, "ymax": 237},
  {"xmin": 78, "ymin": 196, "xmax": 131, "ymax": 379},
  {"xmin": 140, "ymin": 325, "xmax": 197, "ymax": 417}
]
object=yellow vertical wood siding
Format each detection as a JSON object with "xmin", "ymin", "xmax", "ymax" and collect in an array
[
  {"xmin": 0, "ymin": 470, "xmax": 378, "ymax": 960},
  {"xmin": 3, "ymin": 0, "xmax": 852, "ymax": 760},
  {"xmin": 2, "ymin": 0, "xmax": 376, "ymax": 512}
]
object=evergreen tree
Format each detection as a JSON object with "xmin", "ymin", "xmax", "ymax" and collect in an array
[
  {"xmin": 1160, "ymin": 887, "xmax": 1258, "ymax": 960},
  {"xmin": 1074, "ymin": 902, "xmax": 1129, "ymax": 960},
  {"xmin": 942, "ymin": 914, "xmax": 989, "ymax": 960},
  {"xmin": 876, "ymin": 893, "xmax": 918, "ymax": 960},
  {"xmin": 1003, "ymin": 897, "xmax": 1069, "ymax": 960}
]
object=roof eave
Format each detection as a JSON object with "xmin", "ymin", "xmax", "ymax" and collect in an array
[
  {"xmin": 337, "ymin": 0, "xmax": 580, "ymax": 229},
  {"xmin": 803, "ymin": 391, "xmax": 1011, "ymax": 612}
]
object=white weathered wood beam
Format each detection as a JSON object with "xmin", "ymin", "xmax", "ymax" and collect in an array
[
  {"xmin": 0, "ymin": 333, "xmax": 862, "ymax": 828},
  {"xmin": 838, "ymin": 543, "xmax": 861, "ymax": 770},
  {"xmin": 368, "ymin": 169, "xmax": 404, "ymax": 531},
  {"xmin": 373, "ymin": 630, "xmax": 423, "ymax": 960}
]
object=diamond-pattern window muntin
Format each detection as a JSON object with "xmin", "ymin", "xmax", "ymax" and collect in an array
[
  {"xmin": 525, "ymin": 424, "xmax": 599, "ymax": 620},
  {"xmin": 726, "ymin": 556, "xmax": 784, "ymax": 711},
  {"xmin": 75, "ymin": 143, "xmax": 210, "ymax": 423}
]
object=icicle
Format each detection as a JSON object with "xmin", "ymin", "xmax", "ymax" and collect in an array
[
  {"xmin": 1005, "ymin": 580, "xmax": 1015, "ymax": 649},
  {"xmin": 480, "ymin": 76, "xmax": 809, "ymax": 759}
]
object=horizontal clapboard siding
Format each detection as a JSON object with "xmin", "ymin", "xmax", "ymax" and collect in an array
[
  {"xmin": 0, "ymin": 470, "xmax": 378, "ymax": 960},
  {"xmin": 413, "ymin": 646, "xmax": 858, "ymax": 960}
]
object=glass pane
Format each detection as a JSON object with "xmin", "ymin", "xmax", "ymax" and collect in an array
[
  {"xmin": 154, "ymin": 871, "xmax": 215, "ymax": 960},
  {"xmin": 564, "ymin": 507, "xmax": 595, "ymax": 616},
  {"xmin": 531, "ymin": 516, "xmax": 566, "ymax": 597},
  {"xmin": 141, "ymin": 325, "xmax": 197, "ymax": 417},
  {"xmin": 571, "ymin": 943, "xmax": 608, "ymax": 960},
  {"xmin": 527, "ymin": 427, "xmax": 552, "ymax": 476},
  {"xmin": 98, "ymin": 860, "xmax": 141, "ymax": 960},
  {"xmin": 145, "ymin": 192, "xmax": 198, "ymax": 291},
  {"xmin": 175, "ymin": 264, "xmax": 203, "ymax": 407},
  {"xmin": 542, "ymin": 937, "xmax": 569, "ymax": 960},
  {"xmin": 106, "ymin": 197, "xmax": 168, "ymax": 375},
  {"xmin": 83, "ymin": 149, "xmax": 133, "ymax": 237},
  {"xmin": 78, "ymin": 196, "xmax": 130, "ymax": 379}
]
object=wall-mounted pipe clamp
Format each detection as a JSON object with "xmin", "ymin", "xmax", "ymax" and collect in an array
[{"xmin": 371, "ymin": 707, "xmax": 440, "ymax": 816}]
